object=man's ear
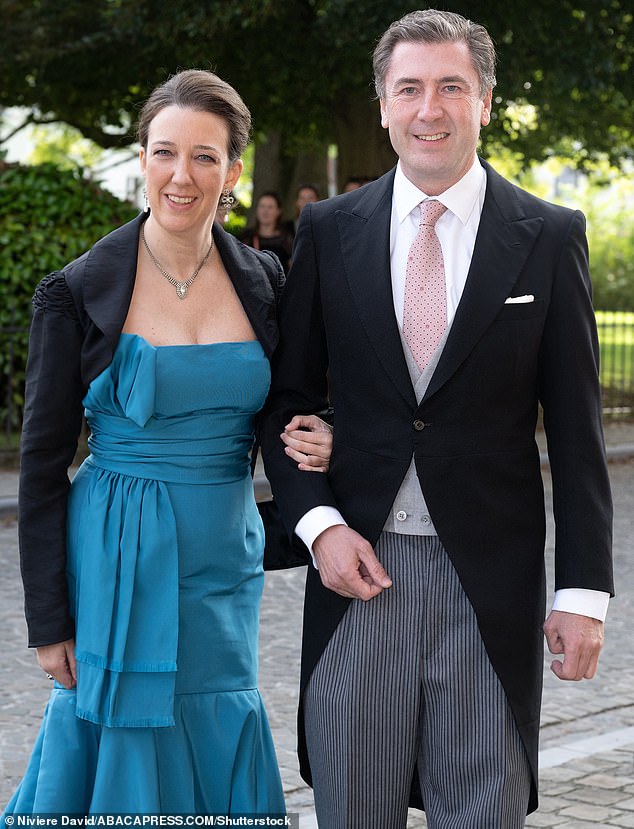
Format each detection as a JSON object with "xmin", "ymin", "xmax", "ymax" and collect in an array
[
  {"xmin": 480, "ymin": 89, "xmax": 493, "ymax": 127},
  {"xmin": 380, "ymin": 99, "xmax": 389, "ymax": 130}
]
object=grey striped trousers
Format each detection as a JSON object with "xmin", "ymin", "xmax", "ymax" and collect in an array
[{"xmin": 304, "ymin": 532, "xmax": 531, "ymax": 829}]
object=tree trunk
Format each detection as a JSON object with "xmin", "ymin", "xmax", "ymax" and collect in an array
[
  {"xmin": 251, "ymin": 97, "xmax": 395, "ymax": 223},
  {"xmin": 334, "ymin": 94, "xmax": 396, "ymax": 191},
  {"xmin": 251, "ymin": 132, "xmax": 329, "ymax": 223},
  {"xmin": 250, "ymin": 131, "xmax": 284, "ymax": 222},
  {"xmin": 282, "ymin": 146, "xmax": 329, "ymax": 218}
]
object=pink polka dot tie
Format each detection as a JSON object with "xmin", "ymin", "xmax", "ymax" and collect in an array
[{"xmin": 403, "ymin": 200, "xmax": 448, "ymax": 371}]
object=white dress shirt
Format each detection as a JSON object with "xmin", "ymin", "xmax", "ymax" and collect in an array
[
  {"xmin": 294, "ymin": 157, "xmax": 609, "ymax": 622},
  {"xmin": 390, "ymin": 155, "xmax": 485, "ymax": 329}
]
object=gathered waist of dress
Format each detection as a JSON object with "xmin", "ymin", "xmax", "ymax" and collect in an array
[{"xmin": 86, "ymin": 424, "xmax": 255, "ymax": 486}]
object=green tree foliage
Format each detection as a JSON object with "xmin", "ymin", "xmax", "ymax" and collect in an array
[
  {"xmin": 28, "ymin": 123, "xmax": 105, "ymax": 170},
  {"xmin": 0, "ymin": 161, "xmax": 137, "ymax": 428},
  {"xmin": 1, "ymin": 0, "xmax": 632, "ymax": 172}
]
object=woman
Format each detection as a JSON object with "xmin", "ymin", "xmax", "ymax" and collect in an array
[
  {"xmin": 240, "ymin": 192, "xmax": 294, "ymax": 274},
  {"xmin": 2, "ymin": 70, "xmax": 331, "ymax": 816}
]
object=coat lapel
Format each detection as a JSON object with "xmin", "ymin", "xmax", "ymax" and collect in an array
[
  {"xmin": 212, "ymin": 223, "xmax": 279, "ymax": 357},
  {"xmin": 336, "ymin": 170, "xmax": 417, "ymax": 409},
  {"xmin": 424, "ymin": 162, "xmax": 544, "ymax": 402},
  {"xmin": 81, "ymin": 212, "xmax": 144, "ymax": 356}
]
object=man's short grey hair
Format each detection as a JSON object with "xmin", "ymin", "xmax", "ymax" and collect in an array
[{"xmin": 373, "ymin": 9, "xmax": 497, "ymax": 99}]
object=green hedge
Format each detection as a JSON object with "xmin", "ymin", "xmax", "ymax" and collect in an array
[{"xmin": 0, "ymin": 161, "xmax": 137, "ymax": 430}]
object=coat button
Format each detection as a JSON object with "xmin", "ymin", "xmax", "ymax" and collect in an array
[
  {"xmin": 396, "ymin": 510, "xmax": 407, "ymax": 521},
  {"xmin": 413, "ymin": 419, "xmax": 425, "ymax": 431}
]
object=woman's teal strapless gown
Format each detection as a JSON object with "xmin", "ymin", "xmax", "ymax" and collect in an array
[{"xmin": 3, "ymin": 333, "xmax": 285, "ymax": 815}]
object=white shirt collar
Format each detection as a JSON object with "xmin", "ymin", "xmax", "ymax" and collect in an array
[{"xmin": 393, "ymin": 157, "xmax": 486, "ymax": 227}]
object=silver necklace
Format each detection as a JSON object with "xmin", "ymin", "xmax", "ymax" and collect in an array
[{"xmin": 140, "ymin": 224, "xmax": 214, "ymax": 300}]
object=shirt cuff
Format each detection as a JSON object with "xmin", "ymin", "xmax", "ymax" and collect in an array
[
  {"xmin": 552, "ymin": 588, "xmax": 610, "ymax": 622},
  {"xmin": 295, "ymin": 506, "xmax": 348, "ymax": 567}
]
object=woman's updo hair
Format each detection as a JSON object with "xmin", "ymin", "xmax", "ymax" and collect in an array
[{"xmin": 137, "ymin": 69, "xmax": 251, "ymax": 163}]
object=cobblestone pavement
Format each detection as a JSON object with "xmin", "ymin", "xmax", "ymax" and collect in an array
[{"xmin": 1, "ymin": 426, "xmax": 633, "ymax": 827}]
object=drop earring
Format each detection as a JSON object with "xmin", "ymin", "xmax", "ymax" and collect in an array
[{"xmin": 219, "ymin": 188, "xmax": 235, "ymax": 212}]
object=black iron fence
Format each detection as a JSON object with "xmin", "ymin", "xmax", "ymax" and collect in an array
[
  {"xmin": 596, "ymin": 311, "xmax": 634, "ymax": 418},
  {"xmin": 1, "ymin": 312, "xmax": 633, "ymax": 450}
]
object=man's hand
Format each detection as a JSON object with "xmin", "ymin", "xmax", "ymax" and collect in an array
[
  {"xmin": 36, "ymin": 639, "xmax": 77, "ymax": 689},
  {"xmin": 543, "ymin": 610, "xmax": 604, "ymax": 681},
  {"xmin": 281, "ymin": 414, "xmax": 333, "ymax": 472},
  {"xmin": 312, "ymin": 525, "xmax": 392, "ymax": 601}
]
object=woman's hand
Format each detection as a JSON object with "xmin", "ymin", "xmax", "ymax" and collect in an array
[
  {"xmin": 36, "ymin": 639, "xmax": 77, "ymax": 689},
  {"xmin": 281, "ymin": 414, "xmax": 333, "ymax": 472}
]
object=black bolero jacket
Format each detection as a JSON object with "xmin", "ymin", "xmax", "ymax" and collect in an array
[{"xmin": 18, "ymin": 211, "xmax": 284, "ymax": 647}]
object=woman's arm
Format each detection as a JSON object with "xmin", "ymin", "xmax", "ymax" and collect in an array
[{"xmin": 19, "ymin": 272, "xmax": 85, "ymax": 648}]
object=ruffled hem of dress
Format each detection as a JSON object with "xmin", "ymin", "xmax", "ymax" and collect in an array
[{"xmin": 3, "ymin": 687, "xmax": 285, "ymax": 815}]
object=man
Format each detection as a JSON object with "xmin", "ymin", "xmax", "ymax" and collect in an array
[{"xmin": 261, "ymin": 9, "xmax": 613, "ymax": 828}]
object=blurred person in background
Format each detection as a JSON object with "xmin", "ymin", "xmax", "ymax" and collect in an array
[{"xmin": 241, "ymin": 191, "xmax": 294, "ymax": 274}]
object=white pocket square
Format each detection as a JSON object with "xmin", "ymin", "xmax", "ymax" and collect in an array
[{"xmin": 504, "ymin": 294, "xmax": 534, "ymax": 304}]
